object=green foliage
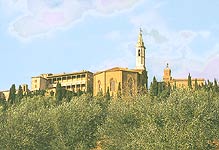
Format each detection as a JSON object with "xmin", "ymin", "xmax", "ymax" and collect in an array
[
  {"xmin": 213, "ymin": 78, "xmax": 219, "ymax": 93},
  {"xmin": 55, "ymin": 83, "xmax": 63, "ymax": 104},
  {"xmin": 32, "ymin": 90, "xmax": 46, "ymax": 97},
  {"xmin": 188, "ymin": 73, "xmax": 192, "ymax": 89},
  {"xmin": 97, "ymin": 89, "xmax": 103, "ymax": 97},
  {"xmin": 150, "ymin": 76, "xmax": 158, "ymax": 96},
  {"xmin": 106, "ymin": 87, "xmax": 111, "ymax": 100},
  {"xmin": 17, "ymin": 85, "xmax": 23, "ymax": 101},
  {"xmin": 159, "ymin": 82, "xmax": 171, "ymax": 99},
  {"xmin": 0, "ymin": 98, "xmax": 7, "ymax": 112},
  {"xmin": 77, "ymin": 89, "xmax": 83, "ymax": 97},
  {"xmin": 139, "ymin": 70, "xmax": 148, "ymax": 90},
  {"xmin": 8, "ymin": 84, "xmax": 16, "ymax": 105},
  {"xmin": 0, "ymin": 89, "xmax": 219, "ymax": 149},
  {"xmin": 195, "ymin": 78, "xmax": 198, "ymax": 90},
  {"xmin": 98, "ymin": 89, "xmax": 219, "ymax": 149},
  {"xmin": 0, "ymin": 95, "xmax": 101, "ymax": 149},
  {"xmin": 117, "ymin": 82, "xmax": 122, "ymax": 98},
  {"xmin": 50, "ymin": 90, "xmax": 54, "ymax": 96}
]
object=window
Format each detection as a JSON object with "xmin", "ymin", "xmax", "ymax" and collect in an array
[
  {"xmin": 35, "ymin": 80, "xmax": 37, "ymax": 83},
  {"xmin": 48, "ymin": 79, "xmax": 52, "ymax": 84},
  {"xmin": 138, "ymin": 49, "xmax": 141, "ymax": 56},
  {"xmin": 110, "ymin": 78, "xmax": 115, "ymax": 92}
]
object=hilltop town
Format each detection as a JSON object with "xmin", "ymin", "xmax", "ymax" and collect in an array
[{"xmin": 0, "ymin": 29, "xmax": 205, "ymax": 100}]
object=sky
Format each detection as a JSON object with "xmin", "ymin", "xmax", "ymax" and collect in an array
[{"xmin": 0, "ymin": 0, "xmax": 219, "ymax": 90}]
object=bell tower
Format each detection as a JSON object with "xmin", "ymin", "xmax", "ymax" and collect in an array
[
  {"xmin": 163, "ymin": 63, "xmax": 172, "ymax": 83},
  {"xmin": 136, "ymin": 28, "xmax": 146, "ymax": 70}
]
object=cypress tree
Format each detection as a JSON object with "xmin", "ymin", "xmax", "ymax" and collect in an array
[
  {"xmin": 194, "ymin": 79, "xmax": 198, "ymax": 91},
  {"xmin": 8, "ymin": 84, "xmax": 16, "ymax": 105},
  {"xmin": 157, "ymin": 82, "xmax": 163, "ymax": 96},
  {"xmin": 0, "ymin": 94, "xmax": 7, "ymax": 111},
  {"xmin": 150, "ymin": 76, "xmax": 158, "ymax": 96},
  {"xmin": 106, "ymin": 87, "xmax": 111, "ymax": 100},
  {"xmin": 117, "ymin": 82, "xmax": 122, "ymax": 98},
  {"xmin": 56, "ymin": 83, "xmax": 63, "ymax": 104},
  {"xmin": 173, "ymin": 81, "xmax": 177, "ymax": 90},
  {"xmin": 140, "ymin": 70, "xmax": 148, "ymax": 90},
  {"xmin": 207, "ymin": 80, "xmax": 213, "ymax": 91},
  {"xmin": 213, "ymin": 78, "xmax": 218, "ymax": 92},
  {"xmin": 167, "ymin": 82, "xmax": 171, "ymax": 94},
  {"xmin": 188, "ymin": 73, "xmax": 192, "ymax": 89},
  {"xmin": 17, "ymin": 85, "xmax": 23, "ymax": 101}
]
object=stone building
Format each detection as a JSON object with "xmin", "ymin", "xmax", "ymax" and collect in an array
[
  {"xmin": 31, "ymin": 70, "xmax": 93, "ymax": 94},
  {"xmin": 163, "ymin": 63, "xmax": 205, "ymax": 88},
  {"xmin": 93, "ymin": 29, "xmax": 148, "ymax": 96}
]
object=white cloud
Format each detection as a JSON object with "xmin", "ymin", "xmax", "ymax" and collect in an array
[
  {"xmin": 198, "ymin": 31, "xmax": 211, "ymax": 39},
  {"xmin": 5, "ymin": 0, "xmax": 141, "ymax": 38},
  {"xmin": 94, "ymin": 0, "xmax": 141, "ymax": 14}
]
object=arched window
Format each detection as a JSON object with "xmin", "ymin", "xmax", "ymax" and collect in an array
[
  {"xmin": 138, "ymin": 49, "xmax": 141, "ymax": 56},
  {"xmin": 128, "ymin": 78, "xmax": 134, "ymax": 96},
  {"xmin": 110, "ymin": 78, "xmax": 115, "ymax": 92}
]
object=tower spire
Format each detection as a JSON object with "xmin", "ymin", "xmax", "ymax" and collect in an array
[
  {"xmin": 136, "ymin": 28, "xmax": 146, "ymax": 70},
  {"xmin": 137, "ymin": 28, "xmax": 144, "ymax": 47}
]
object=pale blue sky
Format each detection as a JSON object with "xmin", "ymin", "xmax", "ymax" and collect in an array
[{"xmin": 1, "ymin": 0, "xmax": 219, "ymax": 90}]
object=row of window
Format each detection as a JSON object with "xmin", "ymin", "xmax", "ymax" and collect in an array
[
  {"xmin": 48, "ymin": 74, "xmax": 86, "ymax": 83},
  {"xmin": 98, "ymin": 78, "xmax": 134, "ymax": 92},
  {"xmin": 34, "ymin": 84, "xmax": 86, "ymax": 90}
]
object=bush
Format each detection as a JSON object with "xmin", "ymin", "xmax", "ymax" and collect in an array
[
  {"xmin": 98, "ymin": 89, "xmax": 219, "ymax": 150},
  {"xmin": 0, "ymin": 95, "xmax": 101, "ymax": 149},
  {"xmin": 0, "ymin": 89, "xmax": 218, "ymax": 149}
]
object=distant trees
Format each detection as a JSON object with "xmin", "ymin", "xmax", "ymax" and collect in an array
[
  {"xmin": 55, "ymin": 83, "xmax": 63, "ymax": 104},
  {"xmin": 150, "ymin": 76, "xmax": 158, "ymax": 96},
  {"xmin": 194, "ymin": 78, "xmax": 198, "ymax": 90},
  {"xmin": 0, "ymin": 95, "xmax": 6, "ymax": 111},
  {"xmin": 1, "ymin": 83, "xmax": 219, "ymax": 149},
  {"xmin": 140, "ymin": 70, "xmax": 148, "ymax": 90},
  {"xmin": 117, "ymin": 82, "xmax": 122, "ymax": 98},
  {"xmin": 98, "ymin": 89, "xmax": 219, "ymax": 150},
  {"xmin": 8, "ymin": 84, "xmax": 16, "ymax": 105},
  {"xmin": 213, "ymin": 78, "xmax": 219, "ymax": 92},
  {"xmin": 105, "ymin": 87, "xmax": 110, "ymax": 100},
  {"xmin": 188, "ymin": 73, "xmax": 192, "ymax": 89},
  {"xmin": 17, "ymin": 85, "xmax": 23, "ymax": 101},
  {"xmin": 0, "ymin": 95, "xmax": 102, "ymax": 149},
  {"xmin": 149, "ymin": 76, "xmax": 171, "ymax": 98}
]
